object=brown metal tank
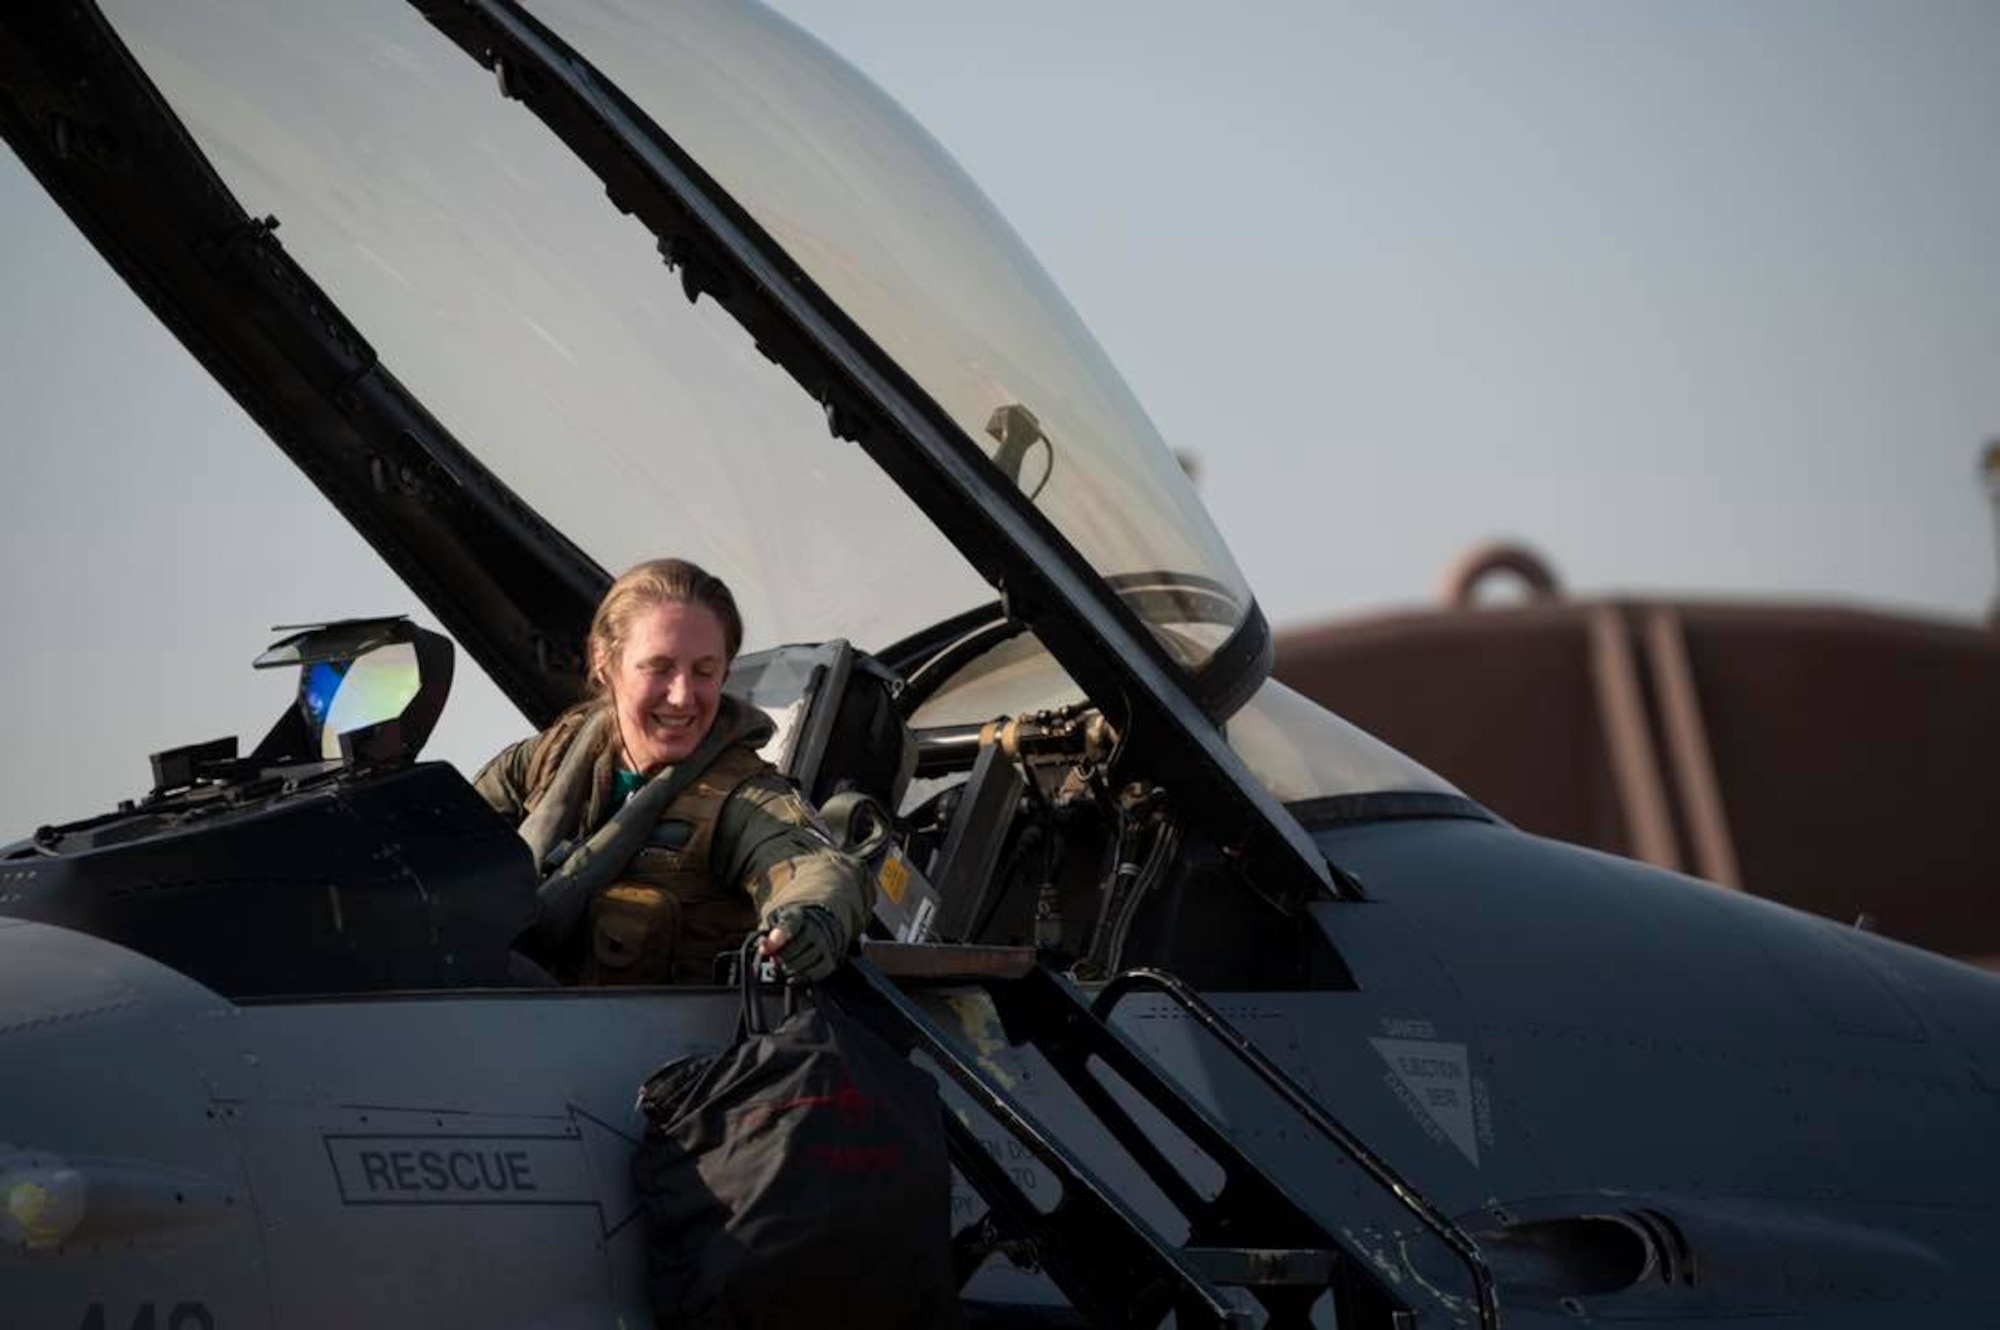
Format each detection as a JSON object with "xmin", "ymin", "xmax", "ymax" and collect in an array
[{"xmin": 1274, "ymin": 543, "xmax": 2000, "ymax": 967}]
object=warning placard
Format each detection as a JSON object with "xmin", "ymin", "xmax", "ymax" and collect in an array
[{"xmin": 1370, "ymin": 1037, "xmax": 1479, "ymax": 1166}]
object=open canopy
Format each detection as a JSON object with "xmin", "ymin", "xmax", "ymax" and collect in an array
[
  {"xmin": 2, "ymin": 1, "xmax": 1470, "ymax": 901},
  {"xmin": 101, "ymin": 0, "xmax": 1249, "ymax": 674}
]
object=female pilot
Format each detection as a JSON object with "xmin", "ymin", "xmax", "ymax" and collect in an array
[{"xmin": 474, "ymin": 558, "xmax": 871, "ymax": 985}]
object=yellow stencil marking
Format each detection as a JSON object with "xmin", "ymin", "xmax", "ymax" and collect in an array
[{"xmin": 878, "ymin": 852, "xmax": 911, "ymax": 905}]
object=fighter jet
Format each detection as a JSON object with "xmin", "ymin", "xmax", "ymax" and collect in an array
[{"xmin": 4, "ymin": 3, "xmax": 1999, "ymax": 1328}]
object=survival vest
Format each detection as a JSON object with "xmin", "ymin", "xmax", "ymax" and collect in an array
[{"xmin": 519, "ymin": 704, "xmax": 774, "ymax": 985}]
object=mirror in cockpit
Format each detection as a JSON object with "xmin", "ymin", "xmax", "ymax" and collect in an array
[{"xmin": 249, "ymin": 617, "xmax": 455, "ymax": 769}]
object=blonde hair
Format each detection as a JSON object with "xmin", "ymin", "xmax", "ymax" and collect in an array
[{"xmin": 584, "ymin": 557, "xmax": 744, "ymax": 700}]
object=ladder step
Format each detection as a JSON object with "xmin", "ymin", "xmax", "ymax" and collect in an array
[{"xmin": 1183, "ymin": 1247, "xmax": 1340, "ymax": 1288}]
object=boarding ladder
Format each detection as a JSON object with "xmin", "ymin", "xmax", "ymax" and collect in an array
[{"xmin": 829, "ymin": 945, "xmax": 1499, "ymax": 1329}]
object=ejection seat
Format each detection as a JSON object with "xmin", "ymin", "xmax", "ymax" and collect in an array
[{"xmin": 730, "ymin": 638, "xmax": 914, "ymax": 812}]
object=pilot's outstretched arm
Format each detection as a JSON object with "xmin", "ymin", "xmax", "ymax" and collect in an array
[{"xmin": 715, "ymin": 775, "xmax": 874, "ymax": 981}]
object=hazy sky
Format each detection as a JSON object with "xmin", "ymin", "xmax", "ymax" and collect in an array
[{"xmin": 3, "ymin": 1, "xmax": 1997, "ymax": 827}]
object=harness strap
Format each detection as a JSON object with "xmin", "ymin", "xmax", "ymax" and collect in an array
[
  {"xmin": 517, "ymin": 710, "xmax": 606, "ymax": 873},
  {"xmin": 528, "ymin": 714, "xmax": 744, "ymax": 951}
]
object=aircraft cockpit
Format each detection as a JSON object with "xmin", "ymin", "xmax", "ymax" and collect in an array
[
  {"xmin": 0, "ymin": 0, "xmax": 1497, "ymax": 1020},
  {"xmin": 0, "ymin": 0, "xmax": 1493, "ymax": 1005},
  {"xmin": 0, "ymin": 594, "xmax": 1459, "ymax": 1003}
]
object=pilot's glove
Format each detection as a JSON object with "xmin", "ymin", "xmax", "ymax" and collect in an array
[{"xmin": 761, "ymin": 903, "xmax": 846, "ymax": 984}]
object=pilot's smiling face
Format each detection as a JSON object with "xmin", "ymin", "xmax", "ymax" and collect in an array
[{"xmin": 605, "ymin": 601, "xmax": 729, "ymax": 773}]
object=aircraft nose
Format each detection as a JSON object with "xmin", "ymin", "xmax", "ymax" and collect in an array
[{"xmin": 0, "ymin": 920, "xmax": 257, "ymax": 1271}]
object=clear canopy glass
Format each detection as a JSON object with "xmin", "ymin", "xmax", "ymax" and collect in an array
[
  {"xmin": 103, "ymin": 0, "xmax": 1254, "ymax": 673},
  {"xmin": 102, "ymin": 0, "xmax": 985, "ymax": 656},
  {"xmin": 542, "ymin": 0, "xmax": 1254, "ymax": 667},
  {"xmin": 1224, "ymin": 679, "xmax": 1461, "ymax": 804},
  {"xmin": 909, "ymin": 631, "xmax": 1458, "ymax": 806}
]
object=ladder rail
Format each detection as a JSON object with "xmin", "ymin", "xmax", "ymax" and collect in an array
[
  {"xmin": 982, "ymin": 964, "xmax": 1400, "ymax": 1329},
  {"xmin": 828, "ymin": 958, "xmax": 1252, "ymax": 1329},
  {"xmin": 1095, "ymin": 968, "xmax": 1501, "ymax": 1330}
]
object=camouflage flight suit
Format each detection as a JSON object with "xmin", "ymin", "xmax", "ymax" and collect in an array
[{"xmin": 474, "ymin": 698, "xmax": 872, "ymax": 986}]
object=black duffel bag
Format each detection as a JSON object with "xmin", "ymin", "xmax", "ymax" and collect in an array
[{"xmin": 633, "ymin": 939, "xmax": 964, "ymax": 1329}]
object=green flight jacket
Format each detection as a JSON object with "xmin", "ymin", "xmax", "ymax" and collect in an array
[{"xmin": 473, "ymin": 697, "xmax": 872, "ymax": 984}]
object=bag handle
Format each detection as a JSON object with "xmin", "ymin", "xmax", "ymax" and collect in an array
[{"xmin": 737, "ymin": 931, "xmax": 803, "ymax": 1038}]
